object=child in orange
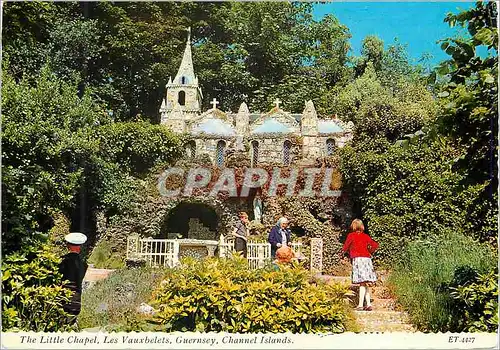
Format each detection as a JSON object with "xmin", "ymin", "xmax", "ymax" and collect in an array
[
  {"xmin": 275, "ymin": 246, "xmax": 295, "ymax": 264},
  {"xmin": 342, "ymin": 219, "xmax": 379, "ymax": 311},
  {"xmin": 271, "ymin": 246, "xmax": 295, "ymax": 271}
]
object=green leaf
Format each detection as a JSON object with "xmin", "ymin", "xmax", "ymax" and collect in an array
[
  {"xmin": 2, "ymin": 270, "xmax": 12, "ymax": 281},
  {"xmin": 483, "ymin": 75, "xmax": 494, "ymax": 84}
]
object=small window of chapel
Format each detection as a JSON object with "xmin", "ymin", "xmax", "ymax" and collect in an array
[
  {"xmin": 178, "ymin": 91, "xmax": 186, "ymax": 106},
  {"xmin": 251, "ymin": 141, "xmax": 259, "ymax": 166},
  {"xmin": 283, "ymin": 140, "xmax": 292, "ymax": 165},
  {"xmin": 216, "ymin": 140, "xmax": 226, "ymax": 167},
  {"xmin": 326, "ymin": 138, "xmax": 335, "ymax": 156}
]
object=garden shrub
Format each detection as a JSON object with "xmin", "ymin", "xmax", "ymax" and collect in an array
[
  {"xmin": 96, "ymin": 121, "xmax": 183, "ymax": 176},
  {"xmin": 87, "ymin": 239, "xmax": 125, "ymax": 269},
  {"xmin": 78, "ymin": 267, "xmax": 165, "ymax": 330},
  {"xmin": 389, "ymin": 230, "xmax": 496, "ymax": 332},
  {"xmin": 1, "ymin": 244, "xmax": 73, "ymax": 331},
  {"xmin": 448, "ymin": 267, "xmax": 498, "ymax": 332},
  {"xmin": 151, "ymin": 256, "xmax": 354, "ymax": 333},
  {"xmin": 340, "ymin": 138, "xmax": 484, "ymax": 263},
  {"xmin": 47, "ymin": 209, "xmax": 72, "ymax": 256}
]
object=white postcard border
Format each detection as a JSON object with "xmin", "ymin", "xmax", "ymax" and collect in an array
[{"xmin": 1, "ymin": 332, "xmax": 497, "ymax": 350}]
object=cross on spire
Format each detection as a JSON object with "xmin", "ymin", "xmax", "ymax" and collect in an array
[
  {"xmin": 211, "ymin": 98, "xmax": 219, "ymax": 110},
  {"xmin": 187, "ymin": 27, "xmax": 191, "ymax": 43},
  {"xmin": 274, "ymin": 98, "xmax": 282, "ymax": 109}
]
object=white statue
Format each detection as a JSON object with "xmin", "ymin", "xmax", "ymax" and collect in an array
[{"xmin": 253, "ymin": 192, "xmax": 263, "ymax": 223}]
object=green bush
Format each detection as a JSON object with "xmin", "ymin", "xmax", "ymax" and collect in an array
[
  {"xmin": 96, "ymin": 121, "xmax": 182, "ymax": 175},
  {"xmin": 78, "ymin": 267, "xmax": 165, "ymax": 330},
  {"xmin": 389, "ymin": 230, "xmax": 496, "ymax": 332},
  {"xmin": 449, "ymin": 267, "xmax": 498, "ymax": 332},
  {"xmin": 87, "ymin": 239, "xmax": 125, "ymax": 269},
  {"xmin": 151, "ymin": 257, "xmax": 354, "ymax": 333},
  {"xmin": 340, "ymin": 137, "xmax": 486, "ymax": 263},
  {"xmin": 1, "ymin": 245, "xmax": 73, "ymax": 331}
]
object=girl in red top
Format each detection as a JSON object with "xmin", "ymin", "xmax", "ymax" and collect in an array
[{"xmin": 342, "ymin": 219, "xmax": 379, "ymax": 311}]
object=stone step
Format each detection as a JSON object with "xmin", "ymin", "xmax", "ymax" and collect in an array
[
  {"xmin": 348, "ymin": 287, "xmax": 394, "ymax": 301},
  {"xmin": 370, "ymin": 286, "xmax": 393, "ymax": 299},
  {"xmin": 83, "ymin": 267, "xmax": 115, "ymax": 282},
  {"xmin": 354, "ymin": 310, "xmax": 411, "ymax": 324},
  {"xmin": 314, "ymin": 274, "xmax": 351, "ymax": 284},
  {"xmin": 349, "ymin": 298, "xmax": 398, "ymax": 308},
  {"xmin": 356, "ymin": 322, "xmax": 415, "ymax": 333},
  {"xmin": 371, "ymin": 298, "xmax": 398, "ymax": 310}
]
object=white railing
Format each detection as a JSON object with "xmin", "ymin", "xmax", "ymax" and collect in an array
[
  {"xmin": 127, "ymin": 236, "xmax": 179, "ymax": 268},
  {"xmin": 290, "ymin": 242, "xmax": 302, "ymax": 256},
  {"xmin": 127, "ymin": 235, "xmax": 313, "ymax": 271},
  {"xmin": 246, "ymin": 241, "xmax": 303, "ymax": 270},
  {"xmin": 218, "ymin": 235, "xmax": 234, "ymax": 258},
  {"xmin": 247, "ymin": 242, "xmax": 271, "ymax": 269}
]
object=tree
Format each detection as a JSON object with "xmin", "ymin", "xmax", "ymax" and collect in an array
[
  {"xmin": 435, "ymin": 1, "xmax": 498, "ymax": 241},
  {"xmin": 340, "ymin": 138, "xmax": 482, "ymax": 260},
  {"xmin": 2, "ymin": 2, "xmax": 353, "ymax": 118},
  {"xmin": 1, "ymin": 66, "xmax": 183, "ymax": 255},
  {"xmin": 1, "ymin": 67, "xmax": 104, "ymax": 254},
  {"xmin": 334, "ymin": 63, "xmax": 436, "ymax": 143},
  {"xmin": 356, "ymin": 35, "xmax": 384, "ymax": 74}
]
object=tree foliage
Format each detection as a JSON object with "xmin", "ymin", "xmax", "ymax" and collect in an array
[
  {"xmin": 340, "ymin": 1, "xmax": 498, "ymax": 253},
  {"xmin": 434, "ymin": 0, "xmax": 498, "ymax": 241},
  {"xmin": 3, "ymin": 2, "xmax": 353, "ymax": 119},
  {"xmin": 340, "ymin": 137, "xmax": 487, "ymax": 260},
  {"xmin": 2, "ymin": 67, "xmax": 104, "ymax": 254},
  {"xmin": 335, "ymin": 63, "xmax": 437, "ymax": 142},
  {"xmin": 437, "ymin": 1, "xmax": 497, "ymax": 183},
  {"xmin": 1, "ymin": 66, "xmax": 183, "ymax": 255}
]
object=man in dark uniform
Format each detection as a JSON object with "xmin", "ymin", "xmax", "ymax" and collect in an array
[{"xmin": 59, "ymin": 232, "xmax": 88, "ymax": 324}]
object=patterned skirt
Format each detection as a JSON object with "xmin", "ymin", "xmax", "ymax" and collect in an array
[{"xmin": 351, "ymin": 257, "xmax": 377, "ymax": 284}]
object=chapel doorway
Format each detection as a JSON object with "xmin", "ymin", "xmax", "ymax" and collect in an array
[{"xmin": 161, "ymin": 202, "xmax": 219, "ymax": 240}]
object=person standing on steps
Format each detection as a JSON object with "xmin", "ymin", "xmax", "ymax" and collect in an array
[
  {"xmin": 341, "ymin": 219, "xmax": 379, "ymax": 311},
  {"xmin": 232, "ymin": 212, "xmax": 249, "ymax": 257},
  {"xmin": 59, "ymin": 232, "xmax": 88, "ymax": 324},
  {"xmin": 268, "ymin": 217, "xmax": 291, "ymax": 258}
]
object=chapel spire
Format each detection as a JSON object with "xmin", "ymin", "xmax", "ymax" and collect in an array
[
  {"xmin": 160, "ymin": 26, "xmax": 202, "ymax": 124},
  {"xmin": 173, "ymin": 27, "xmax": 196, "ymax": 85}
]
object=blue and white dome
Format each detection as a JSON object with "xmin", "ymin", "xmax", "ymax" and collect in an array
[
  {"xmin": 192, "ymin": 118, "xmax": 236, "ymax": 136},
  {"xmin": 318, "ymin": 120, "xmax": 344, "ymax": 134},
  {"xmin": 252, "ymin": 118, "xmax": 292, "ymax": 134}
]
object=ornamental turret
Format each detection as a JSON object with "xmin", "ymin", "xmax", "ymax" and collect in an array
[{"xmin": 160, "ymin": 27, "xmax": 203, "ymax": 124}]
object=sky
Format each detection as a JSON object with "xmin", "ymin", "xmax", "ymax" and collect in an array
[{"xmin": 312, "ymin": 2, "xmax": 477, "ymax": 67}]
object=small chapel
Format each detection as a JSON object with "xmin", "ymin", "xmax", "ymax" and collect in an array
[{"xmin": 159, "ymin": 29, "xmax": 354, "ymax": 166}]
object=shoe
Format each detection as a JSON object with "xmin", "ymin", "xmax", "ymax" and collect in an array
[
  {"xmin": 355, "ymin": 306, "xmax": 364, "ymax": 311},
  {"xmin": 364, "ymin": 306, "xmax": 373, "ymax": 311}
]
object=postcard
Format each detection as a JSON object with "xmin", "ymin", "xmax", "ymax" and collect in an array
[{"xmin": 1, "ymin": 1, "xmax": 497, "ymax": 349}]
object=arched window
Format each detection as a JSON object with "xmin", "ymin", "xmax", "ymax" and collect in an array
[
  {"xmin": 326, "ymin": 138, "xmax": 335, "ymax": 155},
  {"xmin": 181, "ymin": 76, "xmax": 188, "ymax": 84},
  {"xmin": 251, "ymin": 140, "xmax": 259, "ymax": 166},
  {"xmin": 178, "ymin": 91, "xmax": 186, "ymax": 106},
  {"xmin": 186, "ymin": 140, "xmax": 196, "ymax": 158},
  {"xmin": 283, "ymin": 140, "xmax": 292, "ymax": 165},
  {"xmin": 216, "ymin": 140, "xmax": 226, "ymax": 167}
]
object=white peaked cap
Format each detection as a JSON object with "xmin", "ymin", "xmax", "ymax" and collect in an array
[{"xmin": 64, "ymin": 232, "xmax": 87, "ymax": 245}]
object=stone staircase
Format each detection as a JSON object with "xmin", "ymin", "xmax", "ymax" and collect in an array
[
  {"xmin": 82, "ymin": 266, "xmax": 115, "ymax": 291},
  {"xmin": 317, "ymin": 272, "xmax": 415, "ymax": 333}
]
